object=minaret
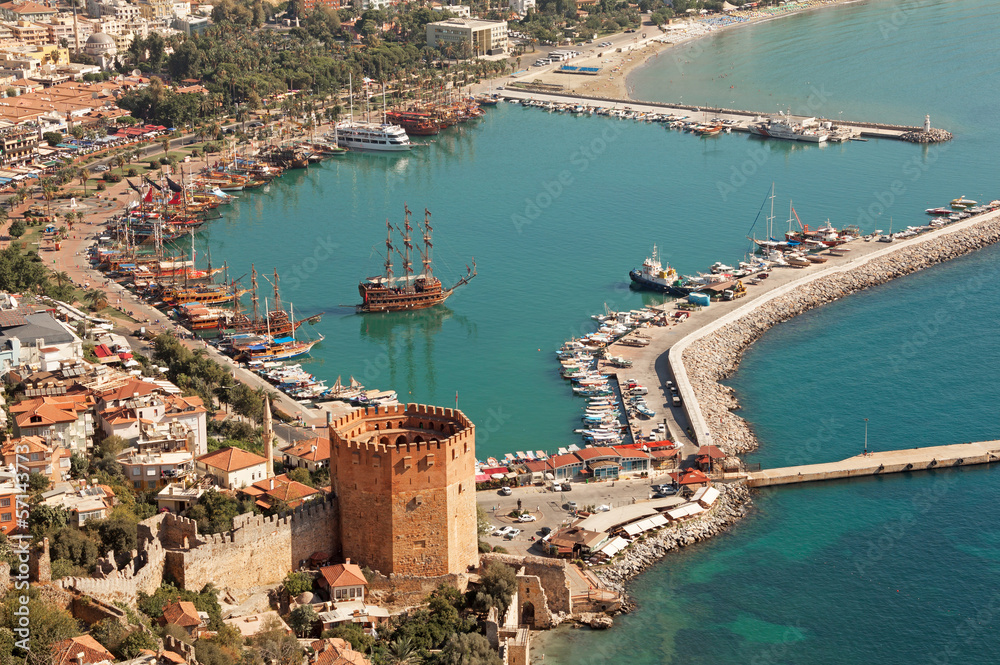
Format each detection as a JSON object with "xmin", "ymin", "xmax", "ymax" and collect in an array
[
  {"xmin": 72, "ymin": 4, "xmax": 80, "ymax": 54},
  {"xmin": 263, "ymin": 396, "xmax": 274, "ymax": 478}
]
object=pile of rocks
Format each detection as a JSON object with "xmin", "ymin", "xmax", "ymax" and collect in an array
[
  {"xmin": 684, "ymin": 208, "xmax": 1000, "ymax": 458},
  {"xmin": 900, "ymin": 128, "xmax": 953, "ymax": 143},
  {"xmin": 593, "ymin": 483, "xmax": 752, "ymax": 597}
]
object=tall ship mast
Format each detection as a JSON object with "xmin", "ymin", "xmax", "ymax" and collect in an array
[{"xmin": 357, "ymin": 204, "xmax": 475, "ymax": 313}]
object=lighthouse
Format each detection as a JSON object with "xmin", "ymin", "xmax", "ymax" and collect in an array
[{"xmin": 924, "ymin": 114, "xmax": 931, "ymax": 133}]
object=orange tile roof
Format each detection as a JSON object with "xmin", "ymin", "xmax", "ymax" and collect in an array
[
  {"xmin": 574, "ymin": 446, "xmax": 619, "ymax": 461},
  {"xmin": 162, "ymin": 600, "xmax": 200, "ymax": 627},
  {"xmin": 197, "ymin": 447, "xmax": 267, "ymax": 472},
  {"xmin": 13, "ymin": 395, "xmax": 91, "ymax": 428},
  {"xmin": 242, "ymin": 473, "xmax": 320, "ymax": 507},
  {"xmin": 99, "ymin": 378, "xmax": 159, "ymax": 403},
  {"xmin": 50, "ymin": 635, "xmax": 113, "ymax": 665},
  {"xmin": 309, "ymin": 638, "xmax": 371, "ymax": 665},
  {"xmin": 283, "ymin": 436, "xmax": 330, "ymax": 463},
  {"xmin": 318, "ymin": 562, "xmax": 368, "ymax": 589}
]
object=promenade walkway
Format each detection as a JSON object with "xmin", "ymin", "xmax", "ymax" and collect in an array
[{"xmin": 749, "ymin": 441, "xmax": 1000, "ymax": 487}]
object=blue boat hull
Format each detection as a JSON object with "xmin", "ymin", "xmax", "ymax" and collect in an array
[{"xmin": 629, "ymin": 269, "xmax": 694, "ymax": 296}]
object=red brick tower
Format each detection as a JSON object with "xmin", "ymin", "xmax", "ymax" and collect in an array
[{"xmin": 329, "ymin": 404, "xmax": 479, "ymax": 577}]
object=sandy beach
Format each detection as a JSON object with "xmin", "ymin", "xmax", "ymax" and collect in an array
[{"xmin": 501, "ymin": 0, "xmax": 858, "ymax": 101}]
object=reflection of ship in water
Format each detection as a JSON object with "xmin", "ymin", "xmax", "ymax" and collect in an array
[{"xmin": 358, "ymin": 305, "xmax": 475, "ymax": 397}]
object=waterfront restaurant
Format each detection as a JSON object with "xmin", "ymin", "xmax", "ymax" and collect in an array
[
  {"xmin": 576, "ymin": 446, "xmax": 622, "ymax": 480},
  {"xmin": 548, "ymin": 453, "xmax": 584, "ymax": 480},
  {"xmin": 696, "ymin": 445, "xmax": 726, "ymax": 473},
  {"xmin": 612, "ymin": 445, "xmax": 652, "ymax": 474}
]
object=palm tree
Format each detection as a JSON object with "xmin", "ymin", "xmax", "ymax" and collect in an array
[
  {"xmin": 385, "ymin": 637, "xmax": 420, "ymax": 665},
  {"xmin": 83, "ymin": 288, "xmax": 108, "ymax": 311},
  {"xmin": 159, "ymin": 137, "xmax": 171, "ymax": 156},
  {"xmin": 40, "ymin": 179, "xmax": 58, "ymax": 219},
  {"xmin": 115, "ymin": 154, "xmax": 126, "ymax": 177}
]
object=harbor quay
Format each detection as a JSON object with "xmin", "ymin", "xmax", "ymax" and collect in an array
[
  {"xmin": 671, "ymin": 204, "xmax": 1000, "ymax": 457},
  {"xmin": 748, "ymin": 441, "xmax": 1000, "ymax": 487},
  {"xmin": 499, "ymin": 88, "xmax": 950, "ymax": 143}
]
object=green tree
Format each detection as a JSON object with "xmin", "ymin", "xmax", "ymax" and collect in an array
[
  {"xmin": 252, "ymin": 615, "xmax": 301, "ymax": 665},
  {"xmin": 287, "ymin": 604, "xmax": 318, "ymax": 637},
  {"xmin": 286, "ymin": 467, "xmax": 310, "ymax": 486},
  {"xmin": 8, "ymin": 219, "xmax": 25, "ymax": 239},
  {"xmin": 472, "ymin": 562, "xmax": 517, "ymax": 615},
  {"xmin": 43, "ymin": 131, "xmax": 63, "ymax": 146},
  {"xmin": 27, "ymin": 473, "xmax": 50, "ymax": 492},
  {"xmin": 437, "ymin": 633, "xmax": 501, "ymax": 665},
  {"xmin": 119, "ymin": 630, "xmax": 160, "ymax": 659},
  {"xmin": 92, "ymin": 510, "xmax": 138, "ymax": 556},
  {"xmin": 1, "ymin": 587, "xmax": 80, "ymax": 665},
  {"xmin": 282, "ymin": 571, "xmax": 313, "ymax": 597}
]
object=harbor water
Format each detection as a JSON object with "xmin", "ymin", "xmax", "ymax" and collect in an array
[{"xmin": 196, "ymin": 0, "xmax": 1000, "ymax": 660}]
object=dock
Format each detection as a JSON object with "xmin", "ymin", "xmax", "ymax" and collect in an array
[
  {"xmin": 500, "ymin": 89, "xmax": 936, "ymax": 142},
  {"xmin": 748, "ymin": 441, "xmax": 1000, "ymax": 487}
]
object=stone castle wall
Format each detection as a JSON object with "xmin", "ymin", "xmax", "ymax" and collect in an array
[
  {"xmin": 59, "ymin": 498, "xmax": 338, "ymax": 602},
  {"xmin": 480, "ymin": 554, "xmax": 574, "ymax": 615},
  {"xmin": 330, "ymin": 404, "xmax": 478, "ymax": 577},
  {"xmin": 163, "ymin": 498, "xmax": 338, "ymax": 592}
]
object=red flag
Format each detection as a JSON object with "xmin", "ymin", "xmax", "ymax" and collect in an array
[
  {"xmin": 168, "ymin": 191, "xmax": 182, "ymax": 205},
  {"xmin": 143, "ymin": 187, "xmax": 153, "ymax": 203}
]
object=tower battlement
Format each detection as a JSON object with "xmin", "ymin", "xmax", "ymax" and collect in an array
[{"xmin": 329, "ymin": 403, "xmax": 478, "ymax": 577}]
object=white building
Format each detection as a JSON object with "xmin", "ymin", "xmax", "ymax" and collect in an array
[
  {"xmin": 509, "ymin": 0, "xmax": 535, "ymax": 17},
  {"xmin": 195, "ymin": 447, "xmax": 269, "ymax": 490},
  {"xmin": 426, "ymin": 18, "xmax": 508, "ymax": 57},
  {"xmin": 432, "ymin": 4, "xmax": 471, "ymax": 18}
]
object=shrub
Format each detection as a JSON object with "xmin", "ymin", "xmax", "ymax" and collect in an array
[{"xmin": 103, "ymin": 172, "xmax": 122, "ymax": 183}]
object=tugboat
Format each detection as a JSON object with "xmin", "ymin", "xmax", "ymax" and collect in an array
[
  {"xmin": 357, "ymin": 205, "xmax": 476, "ymax": 313},
  {"xmin": 628, "ymin": 245, "xmax": 694, "ymax": 296}
]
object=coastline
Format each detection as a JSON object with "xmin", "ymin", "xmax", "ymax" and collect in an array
[
  {"xmin": 586, "ymin": 205, "xmax": 1000, "ymax": 597},
  {"xmin": 621, "ymin": 0, "xmax": 864, "ymax": 100},
  {"xmin": 513, "ymin": 0, "xmax": 863, "ymax": 101}
]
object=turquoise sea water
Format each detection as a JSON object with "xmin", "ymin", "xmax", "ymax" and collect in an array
[{"xmin": 194, "ymin": 0, "xmax": 1000, "ymax": 661}]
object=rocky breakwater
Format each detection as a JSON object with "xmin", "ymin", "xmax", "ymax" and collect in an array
[
  {"xmin": 684, "ymin": 209, "xmax": 1000, "ymax": 458},
  {"xmin": 593, "ymin": 483, "xmax": 752, "ymax": 602},
  {"xmin": 900, "ymin": 127, "xmax": 953, "ymax": 143}
]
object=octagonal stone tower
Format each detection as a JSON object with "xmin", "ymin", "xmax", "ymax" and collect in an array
[{"xmin": 329, "ymin": 404, "xmax": 479, "ymax": 577}]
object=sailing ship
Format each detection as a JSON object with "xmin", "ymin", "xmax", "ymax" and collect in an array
[
  {"xmin": 357, "ymin": 205, "xmax": 476, "ymax": 313},
  {"xmin": 223, "ymin": 266, "xmax": 322, "ymax": 337}
]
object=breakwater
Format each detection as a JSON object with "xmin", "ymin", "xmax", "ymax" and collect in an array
[
  {"xmin": 500, "ymin": 90, "xmax": 951, "ymax": 142},
  {"xmin": 675, "ymin": 207, "xmax": 1000, "ymax": 458},
  {"xmin": 593, "ymin": 482, "xmax": 752, "ymax": 601}
]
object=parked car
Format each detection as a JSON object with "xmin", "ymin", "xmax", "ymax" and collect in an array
[
  {"xmin": 518, "ymin": 514, "xmax": 537, "ymax": 522},
  {"xmin": 566, "ymin": 501, "xmax": 578, "ymax": 511},
  {"xmin": 496, "ymin": 526, "xmax": 515, "ymax": 537},
  {"xmin": 561, "ymin": 482, "xmax": 572, "ymax": 492},
  {"xmin": 596, "ymin": 504, "xmax": 611, "ymax": 512},
  {"xmin": 483, "ymin": 524, "xmax": 496, "ymax": 535},
  {"xmin": 93, "ymin": 164, "xmax": 108, "ymax": 172},
  {"xmin": 499, "ymin": 486, "xmax": 512, "ymax": 496},
  {"xmin": 504, "ymin": 528, "xmax": 521, "ymax": 540},
  {"xmin": 540, "ymin": 526, "xmax": 552, "ymax": 536}
]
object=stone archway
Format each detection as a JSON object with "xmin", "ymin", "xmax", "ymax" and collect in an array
[{"xmin": 521, "ymin": 601, "xmax": 535, "ymax": 628}]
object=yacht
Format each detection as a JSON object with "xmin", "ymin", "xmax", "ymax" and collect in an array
[{"xmin": 329, "ymin": 122, "xmax": 411, "ymax": 152}]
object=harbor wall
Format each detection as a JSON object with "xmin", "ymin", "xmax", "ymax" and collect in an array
[
  {"xmin": 500, "ymin": 90, "xmax": 927, "ymax": 135},
  {"xmin": 749, "ymin": 441, "xmax": 1000, "ymax": 487},
  {"xmin": 668, "ymin": 207, "xmax": 1000, "ymax": 457}
]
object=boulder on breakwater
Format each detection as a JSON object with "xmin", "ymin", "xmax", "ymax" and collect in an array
[
  {"xmin": 683, "ymin": 209, "xmax": 1000, "ymax": 457},
  {"xmin": 593, "ymin": 483, "xmax": 752, "ymax": 597},
  {"xmin": 900, "ymin": 128, "xmax": 953, "ymax": 143}
]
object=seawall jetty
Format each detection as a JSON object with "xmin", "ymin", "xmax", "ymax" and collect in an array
[
  {"xmin": 594, "ymin": 483, "xmax": 752, "ymax": 600},
  {"xmin": 675, "ymin": 207, "xmax": 1000, "ymax": 458}
]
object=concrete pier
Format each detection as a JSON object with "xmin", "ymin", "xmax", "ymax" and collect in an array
[
  {"xmin": 500, "ymin": 89, "xmax": 938, "ymax": 142},
  {"xmin": 748, "ymin": 441, "xmax": 1000, "ymax": 487}
]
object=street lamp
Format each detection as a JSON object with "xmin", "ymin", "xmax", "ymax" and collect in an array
[{"xmin": 863, "ymin": 418, "xmax": 869, "ymax": 455}]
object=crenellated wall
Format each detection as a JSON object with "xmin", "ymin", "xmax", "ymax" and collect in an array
[
  {"xmin": 330, "ymin": 403, "xmax": 478, "ymax": 577},
  {"xmin": 164, "ymin": 498, "xmax": 339, "ymax": 592}
]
